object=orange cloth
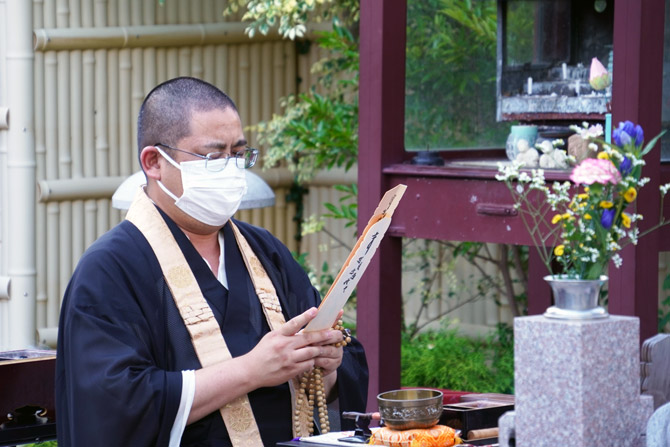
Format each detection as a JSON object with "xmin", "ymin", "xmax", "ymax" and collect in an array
[{"xmin": 369, "ymin": 425, "xmax": 460, "ymax": 447}]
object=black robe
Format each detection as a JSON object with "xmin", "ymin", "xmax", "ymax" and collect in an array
[{"xmin": 56, "ymin": 207, "xmax": 368, "ymax": 446}]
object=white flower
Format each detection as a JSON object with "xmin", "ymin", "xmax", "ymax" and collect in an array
[
  {"xmin": 660, "ymin": 183, "xmax": 670, "ymax": 195},
  {"xmin": 612, "ymin": 254, "xmax": 623, "ymax": 268}
]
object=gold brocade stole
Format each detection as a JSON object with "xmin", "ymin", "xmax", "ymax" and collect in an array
[
  {"xmin": 228, "ymin": 221, "xmax": 313, "ymax": 437},
  {"xmin": 125, "ymin": 189, "xmax": 309, "ymax": 445}
]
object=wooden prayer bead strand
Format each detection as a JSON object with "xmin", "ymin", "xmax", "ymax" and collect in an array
[
  {"xmin": 314, "ymin": 367, "xmax": 329, "ymax": 434},
  {"xmin": 295, "ymin": 372, "xmax": 310, "ymax": 435},
  {"xmin": 307, "ymin": 369, "xmax": 316, "ymax": 436},
  {"xmin": 295, "ymin": 320, "xmax": 352, "ymax": 437}
]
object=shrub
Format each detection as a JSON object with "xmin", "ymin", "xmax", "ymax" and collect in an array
[{"xmin": 401, "ymin": 324, "xmax": 514, "ymax": 394}]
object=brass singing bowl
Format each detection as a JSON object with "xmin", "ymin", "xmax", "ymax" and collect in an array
[{"xmin": 377, "ymin": 389, "xmax": 443, "ymax": 430}]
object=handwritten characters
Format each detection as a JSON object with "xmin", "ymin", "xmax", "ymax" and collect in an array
[{"xmin": 342, "ymin": 231, "xmax": 380, "ymax": 294}]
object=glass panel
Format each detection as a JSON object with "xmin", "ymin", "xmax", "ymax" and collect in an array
[
  {"xmin": 506, "ymin": 1, "xmax": 571, "ymax": 67},
  {"xmin": 404, "ymin": 0, "xmax": 509, "ymax": 151}
]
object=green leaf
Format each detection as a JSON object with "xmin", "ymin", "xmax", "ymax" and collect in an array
[
  {"xmin": 640, "ymin": 130, "xmax": 667, "ymax": 156},
  {"xmin": 663, "ymin": 273, "xmax": 670, "ymax": 291}
]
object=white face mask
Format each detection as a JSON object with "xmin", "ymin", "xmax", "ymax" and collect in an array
[{"xmin": 155, "ymin": 146, "xmax": 248, "ymax": 226}]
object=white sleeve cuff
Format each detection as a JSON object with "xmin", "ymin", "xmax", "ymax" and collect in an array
[{"xmin": 169, "ymin": 370, "xmax": 196, "ymax": 447}]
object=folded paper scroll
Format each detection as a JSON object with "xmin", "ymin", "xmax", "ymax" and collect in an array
[{"xmin": 304, "ymin": 184, "xmax": 407, "ymax": 332}]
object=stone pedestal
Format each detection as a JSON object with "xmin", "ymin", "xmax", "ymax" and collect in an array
[{"xmin": 509, "ymin": 315, "xmax": 652, "ymax": 447}]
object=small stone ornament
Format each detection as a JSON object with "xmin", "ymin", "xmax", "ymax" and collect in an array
[
  {"xmin": 514, "ymin": 139, "xmax": 539, "ymax": 168},
  {"xmin": 537, "ymin": 140, "xmax": 569, "ymax": 169}
]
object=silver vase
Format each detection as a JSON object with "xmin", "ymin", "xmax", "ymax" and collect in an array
[{"xmin": 543, "ymin": 275, "xmax": 609, "ymax": 320}]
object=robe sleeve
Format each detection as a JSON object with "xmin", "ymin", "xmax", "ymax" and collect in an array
[{"xmin": 56, "ymin": 228, "xmax": 183, "ymax": 447}]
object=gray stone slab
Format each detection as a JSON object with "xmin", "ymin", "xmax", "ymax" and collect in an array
[{"xmin": 514, "ymin": 315, "xmax": 648, "ymax": 447}]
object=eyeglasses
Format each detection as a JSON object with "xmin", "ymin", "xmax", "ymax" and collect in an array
[{"xmin": 155, "ymin": 142, "xmax": 258, "ymax": 171}]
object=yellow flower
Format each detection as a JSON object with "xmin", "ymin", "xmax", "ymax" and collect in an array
[
  {"xmin": 577, "ymin": 193, "xmax": 589, "ymax": 200},
  {"xmin": 562, "ymin": 212, "xmax": 571, "ymax": 220},
  {"xmin": 621, "ymin": 212, "xmax": 631, "ymax": 228},
  {"xmin": 600, "ymin": 200, "xmax": 613, "ymax": 209},
  {"xmin": 584, "ymin": 213, "xmax": 592, "ymax": 220},
  {"xmin": 584, "ymin": 187, "xmax": 590, "ymax": 192},
  {"xmin": 551, "ymin": 214, "xmax": 562, "ymax": 224},
  {"xmin": 597, "ymin": 152, "xmax": 610, "ymax": 160},
  {"xmin": 623, "ymin": 187, "xmax": 637, "ymax": 203},
  {"xmin": 554, "ymin": 245, "xmax": 565, "ymax": 256}
]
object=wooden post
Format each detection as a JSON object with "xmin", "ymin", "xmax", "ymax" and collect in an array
[
  {"xmin": 358, "ymin": 0, "xmax": 407, "ymax": 410},
  {"xmin": 609, "ymin": 0, "xmax": 665, "ymax": 343}
]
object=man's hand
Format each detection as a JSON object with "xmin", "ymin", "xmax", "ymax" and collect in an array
[
  {"xmin": 244, "ymin": 307, "xmax": 341, "ymax": 388},
  {"xmin": 189, "ymin": 307, "xmax": 346, "ymax": 423}
]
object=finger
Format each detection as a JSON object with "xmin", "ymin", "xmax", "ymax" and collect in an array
[
  {"xmin": 294, "ymin": 345, "xmax": 324, "ymax": 363},
  {"xmin": 295, "ymin": 329, "xmax": 337, "ymax": 348},
  {"xmin": 314, "ymin": 345, "xmax": 340, "ymax": 360},
  {"xmin": 280, "ymin": 307, "xmax": 317, "ymax": 336},
  {"xmin": 315, "ymin": 355, "xmax": 342, "ymax": 372}
]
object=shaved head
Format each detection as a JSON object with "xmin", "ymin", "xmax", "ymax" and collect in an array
[{"xmin": 137, "ymin": 77, "xmax": 238, "ymax": 160}]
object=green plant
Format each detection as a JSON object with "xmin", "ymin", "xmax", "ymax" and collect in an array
[
  {"xmin": 401, "ymin": 324, "xmax": 514, "ymax": 394},
  {"xmin": 224, "ymin": 0, "xmax": 359, "ymax": 39},
  {"xmin": 257, "ymin": 22, "xmax": 359, "ymax": 184},
  {"xmin": 659, "ymin": 272, "xmax": 670, "ymax": 333}
]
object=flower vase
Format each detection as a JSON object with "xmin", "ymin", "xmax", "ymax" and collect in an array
[
  {"xmin": 505, "ymin": 125, "xmax": 538, "ymax": 161},
  {"xmin": 543, "ymin": 275, "xmax": 609, "ymax": 320}
]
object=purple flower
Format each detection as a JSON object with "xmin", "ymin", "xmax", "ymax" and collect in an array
[
  {"xmin": 619, "ymin": 156, "xmax": 632, "ymax": 175},
  {"xmin": 634, "ymin": 124, "xmax": 644, "ymax": 146},
  {"xmin": 622, "ymin": 121, "xmax": 635, "ymax": 135},
  {"xmin": 613, "ymin": 123, "xmax": 631, "ymax": 146},
  {"xmin": 601, "ymin": 208, "xmax": 615, "ymax": 229},
  {"xmin": 613, "ymin": 121, "xmax": 644, "ymax": 148}
]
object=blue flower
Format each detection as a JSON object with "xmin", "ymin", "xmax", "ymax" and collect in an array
[
  {"xmin": 601, "ymin": 208, "xmax": 615, "ymax": 229},
  {"xmin": 619, "ymin": 156, "xmax": 632, "ymax": 175},
  {"xmin": 634, "ymin": 124, "xmax": 644, "ymax": 146},
  {"xmin": 621, "ymin": 121, "xmax": 635, "ymax": 135},
  {"xmin": 613, "ymin": 121, "xmax": 644, "ymax": 148},
  {"xmin": 613, "ymin": 127, "xmax": 630, "ymax": 146}
]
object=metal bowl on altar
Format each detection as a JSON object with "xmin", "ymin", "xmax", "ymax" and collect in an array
[{"xmin": 377, "ymin": 389, "xmax": 443, "ymax": 430}]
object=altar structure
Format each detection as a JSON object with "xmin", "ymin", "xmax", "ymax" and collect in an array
[{"xmin": 357, "ymin": 0, "xmax": 669, "ymax": 413}]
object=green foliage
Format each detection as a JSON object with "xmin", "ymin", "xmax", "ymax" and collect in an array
[
  {"xmin": 22, "ymin": 442, "xmax": 57, "ymax": 447},
  {"xmin": 257, "ymin": 22, "xmax": 359, "ymax": 184},
  {"xmin": 505, "ymin": 1, "xmax": 536, "ymax": 66},
  {"xmin": 323, "ymin": 184, "xmax": 358, "ymax": 228},
  {"xmin": 224, "ymin": 0, "xmax": 359, "ymax": 40},
  {"xmin": 659, "ymin": 273, "xmax": 670, "ymax": 333},
  {"xmin": 401, "ymin": 324, "xmax": 514, "ymax": 394},
  {"xmin": 405, "ymin": 0, "xmax": 509, "ymax": 150}
]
